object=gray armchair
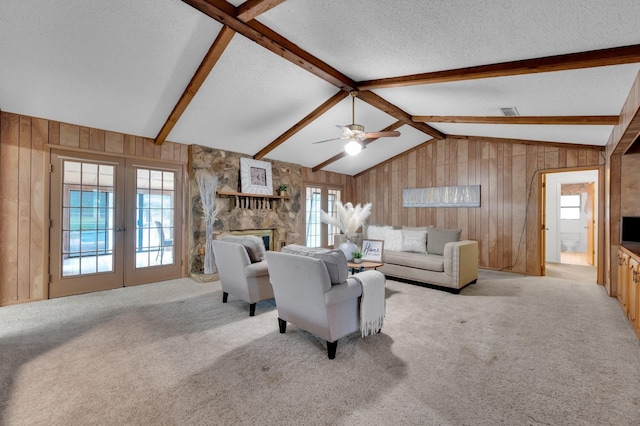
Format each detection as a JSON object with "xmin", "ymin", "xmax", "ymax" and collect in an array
[
  {"xmin": 266, "ymin": 246, "xmax": 385, "ymax": 359},
  {"xmin": 212, "ymin": 238, "xmax": 274, "ymax": 316}
]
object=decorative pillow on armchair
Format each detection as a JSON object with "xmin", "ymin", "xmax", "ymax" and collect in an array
[
  {"xmin": 281, "ymin": 244, "xmax": 348, "ymax": 285},
  {"xmin": 221, "ymin": 235, "xmax": 266, "ymax": 263},
  {"xmin": 426, "ymin": 227, "xmax": 462, "ymax": 255}
]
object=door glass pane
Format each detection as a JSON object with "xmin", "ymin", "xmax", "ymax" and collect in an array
[
  {"xmin": 135, "ymin": 168, "xmax": 175, "ymax": 268},
  {"xmin": 61, "ymin": 161, "xmax": 114, "ymax": 276},
  {"xmin": 327, "ymin": 189, "xmax": 341, "ymax": 247},
  {"xmin": 305, "ymin": 186, "xmax": 322, "ymax": 247}
]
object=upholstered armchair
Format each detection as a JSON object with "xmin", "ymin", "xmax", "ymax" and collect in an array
[
  {"xmin": 212, "ymin": 236, "xmax": 274, "ymax": 316},
  {"xmin": 266, "ymin": 245, "xmax": 385, "ymax": 359}
]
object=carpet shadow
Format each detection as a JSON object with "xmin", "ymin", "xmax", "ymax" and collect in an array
[
  {"xmin": 456, "ymin": 270, "xmax": 529, "ymax": 297},
  {"xmin": 161, "ymin": 330, "xmax": 408, "ymax": 425},
  {"xmin": 385, "ymin": 286, "xmax": 401, "ymax": 299},
  {"xmin": 459, "ymin": 280, "xmax": 523, "ymax": 297},
  {"xmin": 0, "ymin": 287, "xmax": 271, "ymax": 422}
]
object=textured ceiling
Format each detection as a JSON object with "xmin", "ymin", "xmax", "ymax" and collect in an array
[{"xmin": 1, "ymin": 0, "xmax": 640, "ymax": 175}]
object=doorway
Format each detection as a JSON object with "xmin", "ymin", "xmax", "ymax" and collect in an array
[
  {"xmin": 542, "ymin": 169, "xmax": 599, "ymax": 283},
  {"xmin": 49, "ymin": 150, "xmax": 183, "ymax": 297}
]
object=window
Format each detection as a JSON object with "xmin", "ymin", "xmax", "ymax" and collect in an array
[
  {"xmin": 67, "ymin": 189, "xmax": 112, "ymax": 257},
  {"xmin": 61, "ymin": 161, "xmax": 115, "ymax": 276},
  {"xmin": 560, "ymin": 195, "xmax": 581, "ymax": 220},
  {"xmin": 305, "ymin": 185, "xmax": 341, "ymax": 248},
  {"xmin": 135, "ymin": 168, "xmax": 175, "ymax": 267}
]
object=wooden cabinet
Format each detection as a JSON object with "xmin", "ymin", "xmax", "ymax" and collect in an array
[
  {"xmin": 629, "ymin": 257, "xmax": 639, "ymax": 331},
  {"xmin": 617, "ymin": 246, "xmax": 640, "ymax": 339}
]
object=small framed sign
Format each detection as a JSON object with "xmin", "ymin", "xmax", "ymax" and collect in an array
[{"xmin": 361, "ymin": 239, "xmax": 384, "ymax": 262}]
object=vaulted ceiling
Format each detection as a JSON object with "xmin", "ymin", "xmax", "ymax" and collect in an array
[{"xmin": 1, "ymin": 0, "xmax": 640, "ymax": 175}]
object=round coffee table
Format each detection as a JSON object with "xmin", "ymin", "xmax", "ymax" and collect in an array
[{"xmin": 347, "ymin": 261, "xmax": 384, "ymax": 274}]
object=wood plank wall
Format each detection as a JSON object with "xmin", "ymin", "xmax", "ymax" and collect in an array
[
  {"xmin": 301, "ymin": 167, "xmax": 353, "ymax": 197},
  {"xmin": 0, "ymin": 111, "xmax": 188, "ymax": 306},
  {"xmin": 0, "ymin": 113, "xmax": 47, "ymax": 303},
  {"xmin": 352, "ymin": 137, "xmax": 604, "ymax": 275},
  {"xmin": 605, "ymin": 71, "xmax": 640, "ymax": 295}
]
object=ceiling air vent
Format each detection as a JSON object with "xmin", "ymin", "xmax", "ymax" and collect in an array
[{"xmin": 500, "ymin": 107, "xmax": 520, "ymax": 117}]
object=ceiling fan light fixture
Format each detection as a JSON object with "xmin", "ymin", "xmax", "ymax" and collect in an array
[{"xmin": 344, "ymin": 139, "xmax": 362, "ymax": 156}]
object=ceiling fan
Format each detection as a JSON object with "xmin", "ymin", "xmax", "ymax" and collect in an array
[{"xmin": 312, "ymin": 91, "xmax": 401, "ymax": 155}]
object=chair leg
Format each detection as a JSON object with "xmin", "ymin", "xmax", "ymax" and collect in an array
[
  {"xmin": 249, "ymin": 303, "xmax": 256, "ymax": 316},
  {"xmin": 278, "ymin": 318, "xmax": 287, "ymax": 333},
  {"xmin": 222, "ymin": 292, "xmax": 228, "ymax": 303},
  {"xmin": 327, "ymin": 341, "xmax": 338, "ymax": 359}
]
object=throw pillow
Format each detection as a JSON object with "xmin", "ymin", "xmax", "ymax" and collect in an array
[
  {"xmin": 383, "ymin": 229, "xmax": 403, "ymax": 252},
  {"xmin": 400, "ymin": 229, "xmax": 427, "ymax": 253},
  {"xmin": 281, "ymin": 244, "xmax": 348, "ymax": 285},
  {"xmin": 426, "ymin": 227, "xmax": 462, "ymax": 255},
  {"xmin": 221, "ymin": 235, "xmax": 266, "ymax": 263},
  {"xmin": 366, "ymin": 225, "xmax": 392, "ymax": 240}
]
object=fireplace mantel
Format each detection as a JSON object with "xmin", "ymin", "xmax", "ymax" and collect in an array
[{"xmin": 217, "ymin": 191, "xmax": 290, "ymax": 211}]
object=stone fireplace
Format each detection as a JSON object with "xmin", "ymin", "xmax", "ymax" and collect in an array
[{"xmin": 189, "ymin": 145, "xmax": 303, "ymax": 279}]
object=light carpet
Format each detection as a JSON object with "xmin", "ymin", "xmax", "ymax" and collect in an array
[{"xmin": 1, "ymin": 270, "xmax": 639, "ymax": 425}]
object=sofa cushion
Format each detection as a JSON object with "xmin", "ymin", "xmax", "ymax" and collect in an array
[
  {"xmin": 221, "ymin": 235, "xmax": 266, "ymax": 263},
  {"xmin": 426, "ymin": 227, "xmax": 462, "ymax": 255},
  {"xmin": 383, "ymin": 250, "xmax": 444, "ymax": 272},
  {"xmin": 281, "ymin": 244, "xmax": 348, "ymax": 285},
  {"xmin": 400, "ymin": 229, "xmax": 427, "ymax": 253}
]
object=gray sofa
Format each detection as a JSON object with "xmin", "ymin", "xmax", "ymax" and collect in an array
[{"xmin": 337, "ymin": 225, "xmax": 478, "ymax": 293}]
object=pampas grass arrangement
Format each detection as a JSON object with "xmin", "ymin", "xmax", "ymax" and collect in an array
[
  {"xmin": 320, "ymin": 201, "xmax": 372, "ymax": 240},
  {"xmin": 196, "ymin": 172, "xmax": 223, "ymax": 274}
]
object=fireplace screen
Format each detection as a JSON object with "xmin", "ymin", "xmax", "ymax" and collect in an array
[{"xmin": 229, "ymin": 229, "xmax": 274, "ymax": 251}]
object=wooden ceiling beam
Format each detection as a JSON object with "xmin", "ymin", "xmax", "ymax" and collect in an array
[
  {"xmin": 357, "ymin": 90, "xmax": 446, "ymax": 139},
  {"xmin": 312, "ymin": 121, "xmax": 404, "ymax": 172},
  {"xmin": 253, "ymin": 91, "xmax": 348, "ymax": 160},
  {"xmin": 154, "ymin": 26, "xmax": 235, "ymax": 145},
  {"xmin": 448, "ymin": 134, "xmax": 605, "ymax": 151},
  {"xmin": 412, "ymin": 115, "xmax": 620, "ymax": 125},
  {"xmin": 181, "ymin": 0, "xmax": 357, "ymax": 91},
  {"xmin": 359, "ymin": 44, "xmax": 640, "ymax": 89},
  {"xmin": 237, "ymin": 0, "xmax": 286, "ymax": 22}
]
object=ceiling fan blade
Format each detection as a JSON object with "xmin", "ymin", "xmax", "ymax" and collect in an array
[
  {"xmin": 364, "ymin": 130, "xmax": 401, "ymax": 139},
  {"xmin": 312, "ymin": 137, "xmax": 343, "ymax": 144},
  {"xmin": 336, "ymin": 125, "xmax": 355, "ymax": 137}
]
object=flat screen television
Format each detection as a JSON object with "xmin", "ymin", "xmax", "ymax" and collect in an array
[{"xmin": 621, "ymin": 216, "xmax": 640, "ymax": 245}]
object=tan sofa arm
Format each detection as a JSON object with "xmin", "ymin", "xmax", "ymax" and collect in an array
[{"xmin": 444, "ymin": 240, "xmax": 479, "ymax": 286}]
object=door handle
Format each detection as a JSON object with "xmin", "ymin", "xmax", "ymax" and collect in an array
[{"xmin": 115, "ymin": 227, "xmax": 126, "ymax": 232}]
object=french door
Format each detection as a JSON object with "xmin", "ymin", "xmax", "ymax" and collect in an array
[
  {"xmin": 305, "ymin": 185, "xmax": 341, "ymax": 248},
  {"xmin": 49, "ymin": 150, "xmax": 183, "ymax": 298}
]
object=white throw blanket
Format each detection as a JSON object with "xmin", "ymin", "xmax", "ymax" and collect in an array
[{"xmin": 351, "ymin": 270, "xmax": 385, "ymax": 337}]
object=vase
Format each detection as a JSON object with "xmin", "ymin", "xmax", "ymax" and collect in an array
[
  {"xmin": 353, "ymin": 258, "xmax": 362, "ymax": 264},
  {"xmin": 339, "ymin": 239, "xmax": 357, "ymax": 261}
]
